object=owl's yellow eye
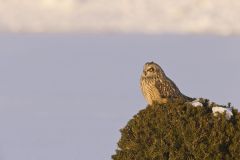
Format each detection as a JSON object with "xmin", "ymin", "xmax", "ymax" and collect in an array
[{"xmin": 147, "ymin": 68, "xmax": 154, "ymax": 72}]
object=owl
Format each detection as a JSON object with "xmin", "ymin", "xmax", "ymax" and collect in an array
[{"xmin": 140, "ymin": 62, "xmax": 192, "ymax": 105}]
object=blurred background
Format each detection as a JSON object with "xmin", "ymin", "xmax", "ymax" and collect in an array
[{"xmin": 0, "ymin": 1, "xmax": 239, "ymax": 160}]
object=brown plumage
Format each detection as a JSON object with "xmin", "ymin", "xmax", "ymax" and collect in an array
[{"xmin": 140, "ymin": 61, "xmax": 192, "ymax": 105}]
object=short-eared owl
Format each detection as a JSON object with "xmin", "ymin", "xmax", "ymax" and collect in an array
[{"xmin": 140, "ymin": 62, "xmax": 192, "ymax": 105}]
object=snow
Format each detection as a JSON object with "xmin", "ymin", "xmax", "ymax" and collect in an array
[
  {"xmin": 0, "ymin": 0, "xmax": 240, "ymax": 34},
  {"xmin": 191, "ymin": 101, "xmax": 203, "ymax": 107},
  {"xmin": 190, "ymin": 98, "xmax": 233, "ymax": 119},
  {"xmin": 212, "ymin": 106, "xmax": 233, "ymax": 120}
]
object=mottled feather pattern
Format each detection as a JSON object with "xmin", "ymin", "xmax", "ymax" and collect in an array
[
  {"xmin": 155, "ymin": 76, "xmax": 182, "ymax": 98},
  {"xmin": 140, "ymin": 62, "xmax": 192, "ymax": 105},
  {"xmin": 141, "ymin": 76, "xmax": 163, "ymax": 105}
]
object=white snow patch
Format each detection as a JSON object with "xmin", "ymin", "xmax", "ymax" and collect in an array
[
  {"xmin": 190, "ymin": 98, "xmax": 203, "ymax": 107},
  {"xmin": 0, "ymin": 0, "xmax": 240, "ymax": 34},
  {"xmin": 212, "ymin": 107, "xmax": 233, "ymax": 120},
  {"xmin": 190, "ymin": 98, "xmax": 233, "ymax": 120},
  {"xmin": 191, "ymin": 101, "xmax": 203, "ymax": 107}
]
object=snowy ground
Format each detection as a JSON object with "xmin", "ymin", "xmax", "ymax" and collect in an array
[{"xmin": 0, "ymin": 0, "xmax": 240, "ymax": 35}]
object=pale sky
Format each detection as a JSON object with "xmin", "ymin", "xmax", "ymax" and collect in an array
[
  {"xmin": 0, "ymin": 34, "xmax": 239, "ymax": 160},
  {"xmin": 0, "ymin": 0, "xmax": 240, "ymax": 35}
]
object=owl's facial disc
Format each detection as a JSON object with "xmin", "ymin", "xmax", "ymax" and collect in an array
[
  {"xmin": 143, "ymin": 64, "xmax": 157, "ymax": 77},
  {"xmin": 147, "ymin": 67, "xmax": 155, "ymax": 72},
  {"xmin": 142, "ymin": 61, "xmax": 165, "ymax": 78}
]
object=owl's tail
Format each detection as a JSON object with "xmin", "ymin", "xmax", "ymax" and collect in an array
[{"xmin": 182, "ymin": 94, "xmax": 195, "ymax": 102}]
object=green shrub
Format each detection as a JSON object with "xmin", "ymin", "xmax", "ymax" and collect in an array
[{"xmin": 112, "ymin": 100, "xmax": 240, "ymax": 160}]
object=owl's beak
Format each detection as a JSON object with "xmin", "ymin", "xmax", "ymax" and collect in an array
[{"xmin": 143, "ymin": 71, "xmax": 147, "ymax": 76}]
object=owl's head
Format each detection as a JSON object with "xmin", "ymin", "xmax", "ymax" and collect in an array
[{"xmin": 142, "ymin": 61, "xmax": 166, "ymax": 78}]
